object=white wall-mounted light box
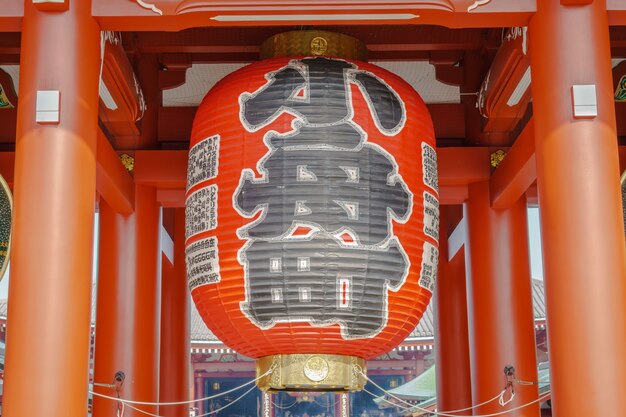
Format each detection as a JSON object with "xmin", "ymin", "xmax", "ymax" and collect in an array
[
  {"xmin": 572, "ymin": 84, "xmax": 598, "ymax": 118},
  {"xmin": 36, "ymin": 90, "xmax": 60, "ymax": 124}
]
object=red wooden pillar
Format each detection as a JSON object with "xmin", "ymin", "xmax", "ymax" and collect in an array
[
  {"xmin": 195, "ymin": 376, "xmax": 205, "ymax": 416},
  {"xmin": 159, "ymin": 208, "xmax": 190, "ymax": 417},
  {"xmin": 189, "ymin": 363, "xmax": 196, "ymax": 404},
  {"xmin": 92, "ymin": 186, "xmax": 162, "ymax": 417},
  {"xmin": 529, "ymin": 2, "xmax": 626, "ymax": 416},
  {"xmin": 93, "ymin": 200, "xmax": 136, "ymax": 417},
  {"xmin": 464, "ymin": 183, "xmax": 538, "ymax": 416},
  {"xmin": 434, "ymin": 210, "xmax": 472, "ymax": 414},
  {"xmin": 2, "ymin": 2, "xmax": 100, "ymax": 417}
]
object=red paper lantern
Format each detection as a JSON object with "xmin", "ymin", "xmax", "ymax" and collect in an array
[{"xmin": 186, "ymin": 55, "xmax": 438, "ymax": 383}]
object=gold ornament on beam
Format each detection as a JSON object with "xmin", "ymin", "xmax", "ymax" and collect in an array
[
  {"xmin": 119, "ymin": 153, "xmax": 135, "ymax": 173},
  {"xmin": 260, "ymin": 30, "xmax": 368, "ymax": 61},
  {"xmin": 490, "ymin": 149, "xmax": 507, "ymax": 168}
]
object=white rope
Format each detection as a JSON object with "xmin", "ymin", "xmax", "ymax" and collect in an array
[
  {"xmin": 358, "ymin": 368, "xmax": 549, "ymax": 417},
  {"xmin": 93, "ymin": 382, "xmax": 116, "ymax": 389},
  {"xmin": 365, "ymin": 386, "xmax": 550, "ymax": 417},
  {"xmin": 497, "ymin": 390, "xmax": 515, "ymax": 407},
  {"xmin": 123, "ymin": 385, "xmax": 257, "ymax": 417},
  {"xmin": 313, "ymin": 396, "xmax": 332, "ymax": 408},
  {"xmin": 91, "ymin": 366, "xmax": 273, "ymax": 407},
  {"xmin": 195, "ymin": 385, "xmax": 257, "ymax": 417},
  {"xmin": 271, "ymin": 398, "xmax": 298, "ymax": 410},
  {"xmin": 364, "ymin": 384, "xmax": 507, "ymax": 414}
]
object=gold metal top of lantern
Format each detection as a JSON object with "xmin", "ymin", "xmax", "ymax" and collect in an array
[
  {"xmin": 256, "ymin": 354, "xmax": 367, "ymax": 392},
  {"xmin": 260, "ymin": 30, "xmax": 368, "ymax": 61}
]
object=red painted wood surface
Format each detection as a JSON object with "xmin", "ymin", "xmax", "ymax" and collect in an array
[
  {"xmin": 93, "ymin": 186, "xmax": 162, "ymax": 417},
  {"xmin": 529, "ymin": 1, "xmax": 626, "ymax": 416},
  {"xmin": 2, "ymin": 2, "xmax": 100, "ymax": 417},
  {"xmin": 159, "ymin": 209, "xmax": 190, "ymax": 417},
  {"xmin": 434, "ymin": 210, "xmax": 472, "ymax": 415},
  {"xmin": 464, "ymin": 183, "xmax": 539, "ymax": 417}
]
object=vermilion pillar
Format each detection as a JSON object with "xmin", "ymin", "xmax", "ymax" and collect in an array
[
  {"xmin": 2, "ymin": 2, "xmax": 100, "ymax": 417},
  {"xmin": 529, "ymin": 2, "xmax": 626, "ymax": 416},
  {"xmin": 464, "ymin": 183, "xmax": 538, "ymax": 417},
  {"xmin": 93, "ymin": 199, "xmax": 135, "ymax": 417},
  {"xmin": 434, "ymin": 210, "xmax": 472, "ymax": 414},
  {"xmin": 195, "ymin": 376, "xmax": 205, "ymax": 416},
  {"xmin": 159, "ymin": 209, "xmax": 190, "ymax": 417},
  {"xmin": 93, "ymin": 186, "xmax": 162, "ymax": 417}
]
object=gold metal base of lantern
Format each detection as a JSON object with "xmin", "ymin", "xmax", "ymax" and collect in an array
[
  {"xmin": 256, "ymin": 354, "xmax": 367, "ymax": 392},
  {"xmin": 259, "ymin": 30, "xmax": 368, "ymax": 61}
]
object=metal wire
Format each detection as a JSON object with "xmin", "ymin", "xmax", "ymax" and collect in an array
[
  {"xmin": 91, "ymin": 365, "xmax": 273, "ymax": 407},
  {"xmin": 358, "ymin": 368, "xmax": 550, "ymax": 417}
]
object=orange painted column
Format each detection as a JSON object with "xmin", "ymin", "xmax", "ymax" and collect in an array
[
  {"xmin": 92, "ymin": 199, "xmax": 136, "ymax": 417},
  {"xmin": 195, "ymin": 376, "xmax": 205, "ymax": 416},
  {"xmin": 529, "ymin": 2, "xmax": 626, "ymax": 416},
  {"xmin": 434, "ymin": 211, "xmax": 472, "ymax": 414},
  {"xmin": 2, "ymin": 2, "xmax": 100, "ymax": 417},
  {"xmin": 92, "ymin": 186, "xmax": 162, "ymax": 417},
  {"xmin": 159, "ymin": 208, "xmax": 190, "ymax": 417},
  {"xmin": 464, "ymin": 183, "xmax": 538, "ymax": 417}
]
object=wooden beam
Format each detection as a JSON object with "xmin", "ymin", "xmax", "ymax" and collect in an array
[
  {"xmin": 438, "ymin": 147, "xmax": 491, "ymax": 186},
  {"xmin": 366, "ymin": 359, "xmax": 419, "ymax": 369},
  {"xmin": 619, "ymin": 145, "xmax": 626, "ymax": 170},
  {"xmin": 0, "ymin": 152, "xmax": 15, "ymax": 187},
  {"xmin": 195, "ymin": 371, "xmax": 256, "ymax": 378},
  {"xmin": 439, "ymin": 185, "xmax": 469, "ymax": 205},
  {"xmin": 93, "ymin": 0, "xmax": 535, "ymax": 31},
  {"xmin": 0, "ymin": 136, "xmax": 135, "ymax": 213},
  {"xmin": 0, "ymin": 108, "xmax": 17, "ymax": 143},
  {"xmin": 96, "ymin": 129, "xmax": 135, "ymax": 214},
  {"xmin": 0, "ymin": 0, "xmax": 22, "ymax": 32},
  {"xmin": 194, "ymin": 361, "xmax": 255, "ymax": 372},
  {"xmin": 609, "ymin": 0, "xmax": 626, "ymax": 25},
  {"xmin": 134, "ymin": 150, "xmax": 188, "ymax": 188},
  {"xmin": 0, "ymin": 32, "xmax": 20, "ymax": 54},
  {"xmin": 157, "ymin": 188, "xmax": 186, "ymax": 208},
  {"xmin": 489, "ymin": 120, "xmax": 536, "ymax": 209},
  {"xmin": 127, "ymin": 26, "xmax": 485, "ymax": 56}
]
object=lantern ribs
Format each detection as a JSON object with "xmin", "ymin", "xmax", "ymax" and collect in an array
[{"xmin": 157, "ymin": 103, "xmax": 465, "ymax": 144}]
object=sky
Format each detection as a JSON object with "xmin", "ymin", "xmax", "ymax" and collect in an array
[
  {"xmin": 0, "ymin": 209, "xmax": 545, "ymax": 299},
  {"xmin": 527, "ymin": 207, "xmax": 544, "ymax": 280}
]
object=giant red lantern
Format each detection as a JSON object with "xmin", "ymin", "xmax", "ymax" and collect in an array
[{"xmin": 186, "ymin": 33, "xmax": 438, "ymax": 391}]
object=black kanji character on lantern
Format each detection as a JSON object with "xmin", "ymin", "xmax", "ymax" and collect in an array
[
  {"xmin": 239, "ymin": 232, "xmax": 408, "ymax": 338},
  {"xmin": 236, "ymin": 57, "xmax": 413, "ymax": 338},
  {"xmin": 240, "ymin": 57, "xmax": 405, "ymax": 138},
  {"xmin": 234, "ymin": 145, "xmax": 411, "ymax": 246}
]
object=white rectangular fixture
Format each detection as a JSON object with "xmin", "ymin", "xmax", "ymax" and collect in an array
[
  {"xmin": 572, "ymin": 84, "xmax": 598, "ymax": 118},
  {"xmin": 36, "ymin": 90, "xmax": 60, "ymax": 124}
]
